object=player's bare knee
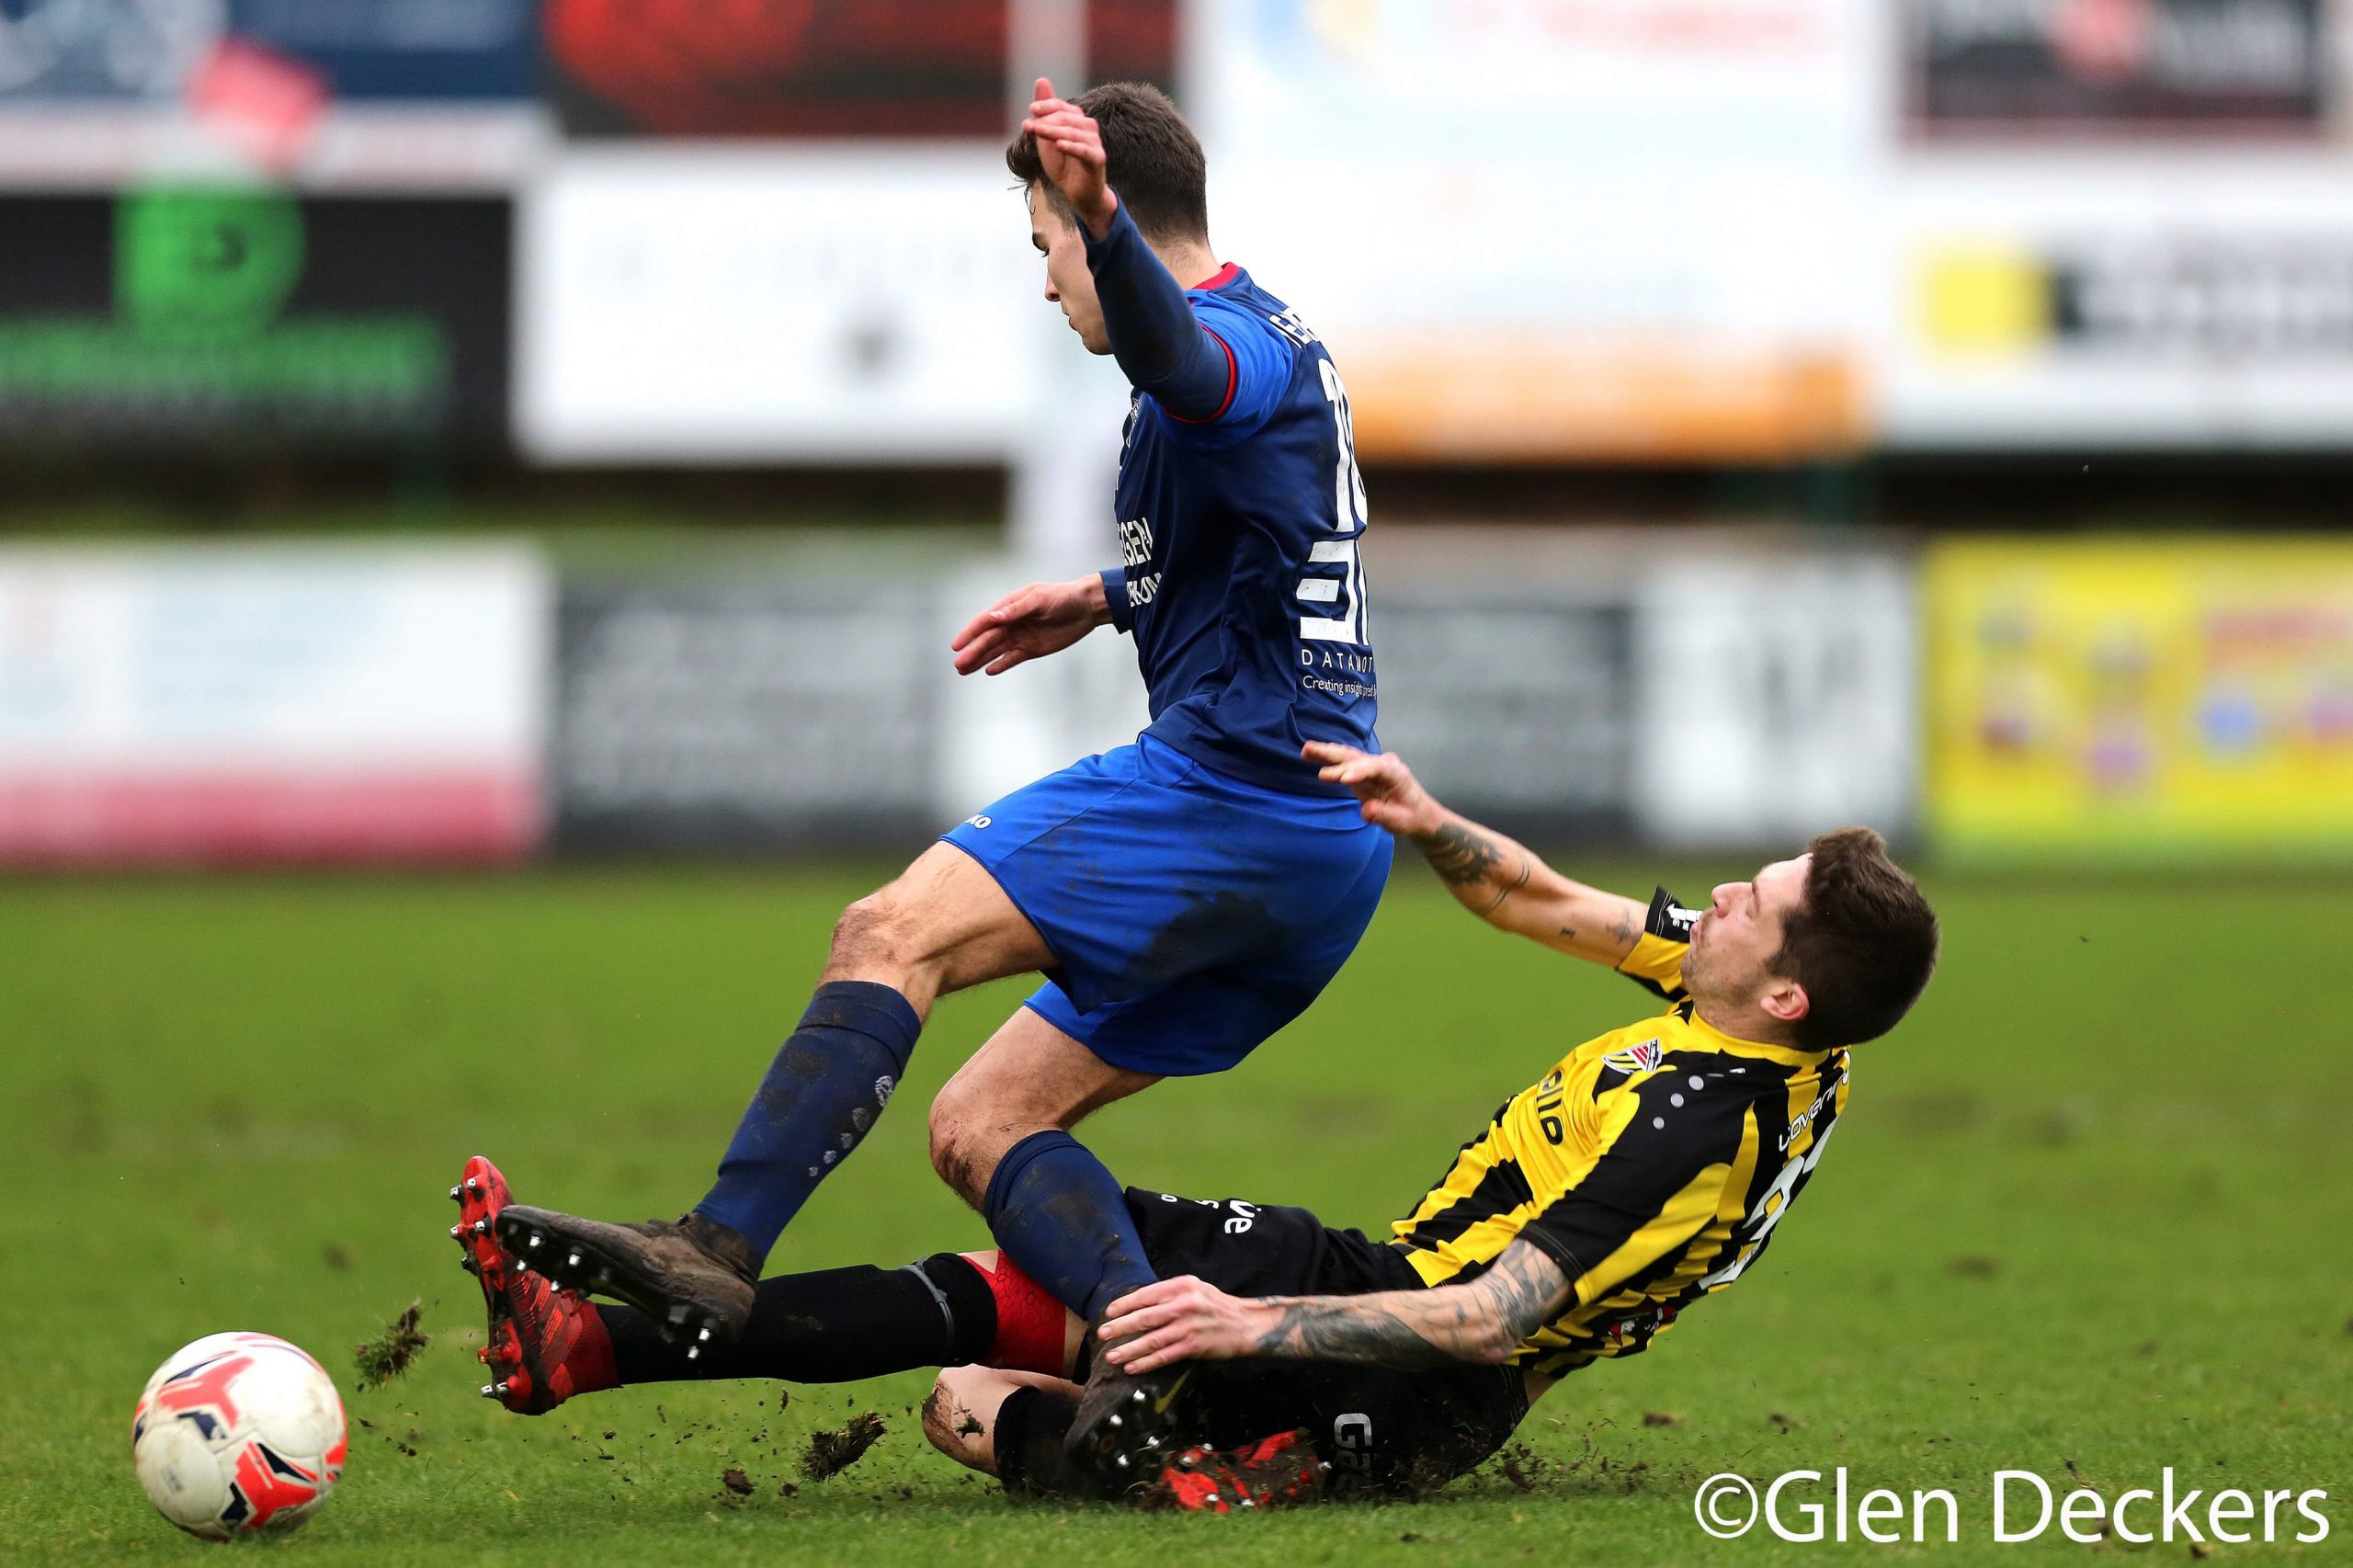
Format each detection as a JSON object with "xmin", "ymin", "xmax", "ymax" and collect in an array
[
  {"xmin": 826, "ymin": 892, "xmax": 903, "ymax": 972},
  {"xmin": 916, "ymin": 1375, "xmax": 958, "ymax": 1453},
  {"xmin": 925, "ymin": 1097, "xmax": 991, "ymax": 1208},
  {"xmin": 924, "ymin": 1097, "xmax": 961, "ymax": 1185},
  {"xmin": 921, "ymin": 1369, "xmax": 998, "ymax": 1473}
]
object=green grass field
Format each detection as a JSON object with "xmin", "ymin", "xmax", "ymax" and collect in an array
[{"xmin": 3, "ymin": 865, "xmax": 2347, "ymax": 1564}]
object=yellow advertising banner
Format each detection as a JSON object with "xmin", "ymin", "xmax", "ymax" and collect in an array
[{"xmin": 1928, "ymin": 540, "xmax": 2353, "ymax": 858}]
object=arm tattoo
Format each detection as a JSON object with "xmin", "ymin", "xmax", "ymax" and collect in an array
[
  {"xmin": 1609, "ymin": 908, "xmax": 1637, "ymax": 949},
  {"xmin": 1245, "ymin": 1297, "xmax": 1461, "ymax": 1370},
  {"xmin": 1414, "ymin": 823, "xmax": 1498, "ymax": 887},
  {"xmin": 1483, "ymin": 1242, "xmax": 1574, "ymax": 1346},
  {"xmin": 1412, "ymin": 824, "xmax": 1532, "ymax": 914},
  {"xmin": 1244, "ymin": 1243, "xmax": 1572, "ymax": 1371}
]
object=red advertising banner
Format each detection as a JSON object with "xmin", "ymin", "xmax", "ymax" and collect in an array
[{"xmin": 546, "ymin": 0, "xmax": 1176, "ymax": 138}]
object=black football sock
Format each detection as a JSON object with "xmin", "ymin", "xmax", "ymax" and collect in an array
[
  {"xmin": 992, "ymin": 1384, "xmax": 1089, "ymax": 1497},
  {"xmin": 605, "ymin": 1254, "xmax": 995, "ymax": 1385},
  {"xmin": 695, "ymin": 981, "xmax": 922, "ymax": 1261}
]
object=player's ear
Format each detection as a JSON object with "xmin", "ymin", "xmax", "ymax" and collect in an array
[{"xmin": 1760, "ymin": 977, "xmax": 1809, "ymax": 1028}]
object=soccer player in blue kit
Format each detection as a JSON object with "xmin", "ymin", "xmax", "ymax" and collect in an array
[{"xmin": 494, "ymin": 79, "xmax": 1390, "ymax": 1471}]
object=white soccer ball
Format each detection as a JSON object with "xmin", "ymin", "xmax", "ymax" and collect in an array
[{"xmin": 131, "ymin": 1332, "xmax": 347, "ymax": 1541}]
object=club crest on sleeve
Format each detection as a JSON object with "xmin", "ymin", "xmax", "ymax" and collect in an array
[{"xmin": 1604, "ymin": 1038, "xmax": 1663, "ymax": 1075}]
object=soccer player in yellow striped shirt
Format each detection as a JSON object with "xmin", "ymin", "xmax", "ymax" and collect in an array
[{"xmin": 1083, "ymin": 740, "xmax": 1939, "ymax": 1488}]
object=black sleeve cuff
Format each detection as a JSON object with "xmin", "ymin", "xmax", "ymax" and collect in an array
[{"xmin": 1645, "ymin": 887, "xmax": 1699, "ymax": 943}]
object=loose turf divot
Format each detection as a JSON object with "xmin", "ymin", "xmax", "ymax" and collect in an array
[
  {"xmin": 801, "ymin": 1413, "xmax": 887, "ymax": 1480},
  {"xmin": 353, "ymin": 1299, "xmax": 430, "ymax": 1391}
]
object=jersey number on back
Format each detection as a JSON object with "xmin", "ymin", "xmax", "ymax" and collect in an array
[
  {"xmin": 1698, "ymin": 1117, "xmax": 1838, "ymax": 1290},
  {"xmin": 1300, "ymin": 358, "xmax": 1370, "ymax": 647}
]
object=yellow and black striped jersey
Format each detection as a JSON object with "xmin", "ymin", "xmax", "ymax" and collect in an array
[{"xmin": 1390, "ymin": 889, "xmax": 1852, "ymax": 1379}]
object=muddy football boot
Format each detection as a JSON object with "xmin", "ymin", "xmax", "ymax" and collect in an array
[
  {"xmin": 1063, "ymin": 1358, "xmax": 1197, "ymax": 1491},
  {"xmin": 491, "ymin": 1203, "xmax": 757, "ymax": 1359},
  {"xmin": 1144, "ymin": 1429, "xmax": 1327, "ymax": 1513},
  {"xmin": 448, "ymin": 1157, "xmax": 609, "ymax": 1415}
]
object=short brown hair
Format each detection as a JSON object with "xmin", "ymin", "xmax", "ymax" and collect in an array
[
  {"xmin": 1006, "ymin": 81, "xmax": 1209, "ymax": 244},
  {"xmin": 1769, "ymin": 828, "xmax": 1939, "ymax": 1050}
]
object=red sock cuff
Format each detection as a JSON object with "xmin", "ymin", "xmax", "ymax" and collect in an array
[{"xmin": 960, "ymin": 1253, "xmax": 1069, "ymax": 1376}]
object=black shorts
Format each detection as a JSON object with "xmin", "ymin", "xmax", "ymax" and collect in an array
[{"xmin": 1122, "ymin": 1188, "xmax": 1529, "ymax": 1495}]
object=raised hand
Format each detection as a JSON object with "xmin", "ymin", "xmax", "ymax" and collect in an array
[
  {"xmin": 949, "ymin": 574, "xmax": 1110, "ymax": 676},
  {"xmin": 1302, "ymin": 742, "xmax": 1445, "ymax": 835},
  {"xmin": 1021, "ymin": 76, "xmax": 1117, "ymax": 237}
]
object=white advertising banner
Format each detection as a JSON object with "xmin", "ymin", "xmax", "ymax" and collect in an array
[
  {"xmin": 517, "ymin": 147, "xmax": 1053, "ymax": 462},
  {"xmin": 1633, "ymin": 556, "xmax": 1917, "ymax": 847},
  {"xmin": 1881, "ymin": 153, "xmax": 2353, "ymax": 448},
  {"xmin": 0, "ymin": 544, "xmax": 549, "ymax": 864},
  {"xmin": 1188, "ymin": 0, "xmax": 1882, "ymax": 461}
]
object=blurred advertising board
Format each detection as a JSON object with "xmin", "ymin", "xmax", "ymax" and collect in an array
[
  {"xmin": 1903, "ymin": 0, "xmax": 2330, "ymax": 138},
  {"xmin": 0, "ymin": 545, "xmax": 548, "ymax": 866},
  {"xmin": 1927, "ymin": 538, "xmax": 2353, "ymax": 859},
  {"xmin": 544, "ymin": 0, "xmax": 1173, "ymax": 138},
  {"xmin": 0, "ymin": 0, "xmax": 537, "ymax": 103},
  {"xmin": 0, "ymin": 186, "xmax": 512, "ymax": 450},
  {"xmin": 1375, "ymin": 597, "xmax": 1638, "ymax": 840},
  {"xmin": 544, "ymin": 544, "xmax": 1916, "ymax": 856},
  {"xmin": 517, "ymin": 151, "xmax": 1040, "ymax": 462},
  {"xmin": 1883, "ymin": 158, "xmax": 2353, "ymax": 446},
  {"xmin": 553, "ymin": 583, "xmax": 940, "ymax": 851},
  {"xmin": 1188, "ymin": 0, "xmax": 1878, "ymax": 461},
  {"xmin": 1633, "ymin": 558, "xmax": 1917, "ymax": 848}
]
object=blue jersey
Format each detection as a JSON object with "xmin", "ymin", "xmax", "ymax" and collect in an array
[{"xmin": 1095, "ymin": 264, "xmax": 1379, "ymax": 796}]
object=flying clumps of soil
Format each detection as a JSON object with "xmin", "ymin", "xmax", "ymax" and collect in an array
[
  {"xmin": 353, "ymin": 1301, "xmax": 430, "ymax": 1392},
  {"xmin": 801, "ymin": 1413, "xmax": 887, "ymax": 1480}
]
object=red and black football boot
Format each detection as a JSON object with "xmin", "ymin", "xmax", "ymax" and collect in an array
[
  {"xmin": 1142, "ymin": 1429, "xmax": 1328, "ymax": 1514},
  {"xmin": 448, "ymin": 1156, "xmax": 616, "ymax": 1415},
  {"xmin": 490, "ymin": 1202, "xmax": 757, "ymax": 1361}
]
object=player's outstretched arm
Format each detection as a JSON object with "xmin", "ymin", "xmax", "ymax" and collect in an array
[
  {"xmin": 1097, "ymin": 1241, "xmax": 1570, "ymax": 1374},
  {"xmin": 1304, "ymin": 742, "xmax": 1648, "ymax": 965},
  {"xmin": 950, "ymin": 575, "xmax": 1112, "ymax": 676}
]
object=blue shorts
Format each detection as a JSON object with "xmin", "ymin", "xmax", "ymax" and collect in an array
[{"xmin": 941, "ymin": 734, "xmax": 1392, "ymax": 1077}]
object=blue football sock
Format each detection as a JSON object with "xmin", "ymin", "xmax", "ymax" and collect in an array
[
  {"xmin": 982, "ymin": 1130, "xmax": 1159, "ymax": 1324},
  {"xmin": 695, "ymin": 980, "xmax": 921, "ymax": 1261}
]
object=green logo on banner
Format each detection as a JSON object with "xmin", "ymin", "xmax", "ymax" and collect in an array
[
  {"xmin": 118, "ymin": 187, "xmax": 306, "ymax": 345},
  {"xmin": 0, "ymin": 183, "xmax": 453, "ymax": 444}
]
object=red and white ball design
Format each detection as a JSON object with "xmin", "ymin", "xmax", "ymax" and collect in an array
[{"xmin": 131, "ymin": 1332, "xmax": 347, "ymax": 1541}]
